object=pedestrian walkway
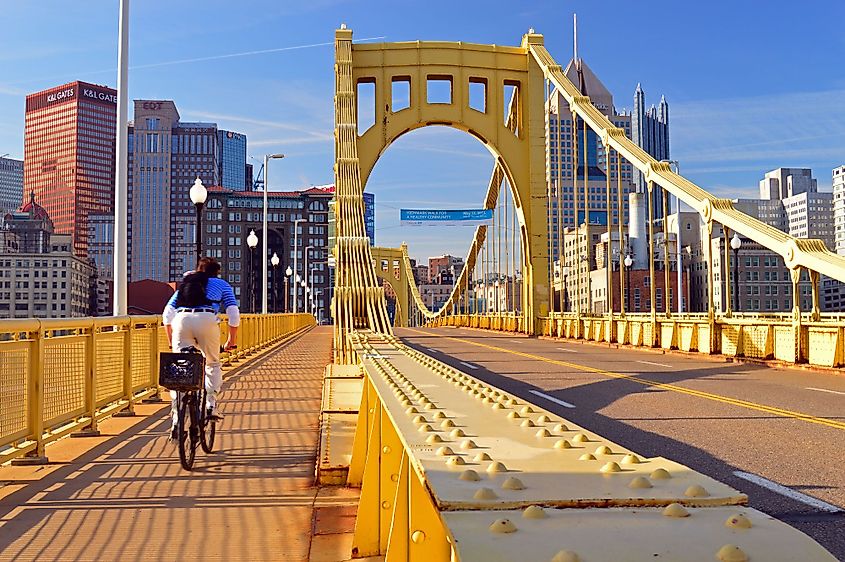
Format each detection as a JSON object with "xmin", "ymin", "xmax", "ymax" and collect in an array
[{"xmin": 0, "ymin": 326, "xmax": 363, "ymax": 562}]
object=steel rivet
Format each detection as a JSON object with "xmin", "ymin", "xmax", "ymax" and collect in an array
[
  {"xmin": 650, "ymin": 468, "xmax": 672, "ymax": 480},
  {"xmin": 685, "ymin": 485, "xmax": 708, "ymax": 498},
  {"xmin": 600, "ymin": 462, "xmax": 622, "ymax": 473},
  {"xmin": 474, "ymin": 487, "xmax": 498, "ymax": 500},
  {"xmin": 551, "ymin": 550, "xmax": 580, "ymax": 562},
  {"xmin": 459, "ymin": 469, "xmax": 480, "ymax": 481},
  {"xmin": 553, "ymin": 423, "xmax": 569, "ymax": 432},
  {"xmin": 487, "ymin": 461, "xmax": 508, "ymax": 473},
  {"xmin": 716, "ymin": 545, "xmax": 748, "ymax": 562},
  {"xmin": 554, "ymin": 439, "xmax": 572, "ymax": 449},
  {"xmin": 536, "ymin": 415, "xmax": 551, "ymax": 423},
  {"xmin": 502, "ymin": 476, "xmax": 525, "ymax": 490},
  {"xmin": 459, "ymin": 439, "xmax": 477, "ymax": 450},
  {"xmin": 662, "ymin": 503, "xmax": 690, "ymax": 518},
  {"xmin": 450, "ymin": 428, "xmax": 466, "ymax": 438},
  {"xmin": 436, "ymin": 446, "xmax": 454, "ymax": 456},
  {"xmin": 522, "ymin": 505, "xmax": 547, "ymax": 519},
  {"xmin": 572, "ymin": 433, "xmax": 589, "ymax": 443},
  {"xmin": 411, "ymin": 530, "xmax": 426, "ymax": 544},
  {"xmin": 536, "ymin": 428, "xmax": 552, "ymax": 438},
  {"xmin": 446, "ymin": 455, "xmax": 465, "ymax": 466},
  {"xmin": 594, "ymin": 445, "xmax": 612, "ymax": 455},
  {"xmin": 628, "ymin": 476, "xmax": 652, "ymax": 489},
  {"xmin": 725, "ymin": 514, "xmax": 752, "ymax": 529},
  {"xmin": 474, "ymin": 452, "xmax": 492, "ymax": 462},
  {"xmin": 621, "ymin": 454, "xmax": 641, "ymax": 465},
  {"xmin": 489, "ymin": 519, "xmax": 517, "ymax": 534},
  {"xmin": 382, "ymin": 446, "xmax": 391, "ymax": 454},
  {"xmin": 426, "ymin": 434, "xmax": 443, "ymax": 444}
]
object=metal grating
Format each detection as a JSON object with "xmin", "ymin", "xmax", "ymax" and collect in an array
[
  {"xmin": 0, "ymin": 343, "xmax": 29, "ymax": 443},
  {"xmin": 43, "ymin": 337, "xmax": 85, "ymax": 423},
  {"xmin": 131, "ymin": 328, "xmax": 152, "ymax": 389},
  {"xmin": 95, "ymin": 332, "xmax": 124, "ymax": 405}
]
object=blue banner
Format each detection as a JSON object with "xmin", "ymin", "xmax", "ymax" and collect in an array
[{"xmin": 400, "ymin": 209, "xmax": 494, "ymax": 226}]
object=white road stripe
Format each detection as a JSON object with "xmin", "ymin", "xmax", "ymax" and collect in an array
[
  {"xmin": 459, "ymin": 361, "xmax": 479, "ymax": 370},
  {"xmin": 732, "ymin": 471, "xmax": 842, "ymax": 513},
  {"xmin": 529, "ymin": 390, "xmax": 575, "ymax": 409},
  {"xmin": 805, "ymin": 386, "xmax": 845, "ymax": 396},
  {"xmin": 636, "ymin": 360, "xmax": 672, "ymax": 368},
  {"xmin": 557, "ymin": 347, "xmax": 578, "ymax": 353}
]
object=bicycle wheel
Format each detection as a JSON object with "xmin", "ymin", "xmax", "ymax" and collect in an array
[
  {"xmin": 177, "ymin": 393, "xmax": 196, "ymax": 470},
  {"xmin": 199, "ymin": 388, "xmax": 216, "ymax": 453}
]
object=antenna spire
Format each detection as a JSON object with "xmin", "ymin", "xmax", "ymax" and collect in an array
[{"xmin": 573, "ymin": 13, "xmax": 578, "ymax": 66}]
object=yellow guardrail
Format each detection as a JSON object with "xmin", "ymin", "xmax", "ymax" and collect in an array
[
  {"xmin": 345, "ymin": 331, "xmax": 835, "ymax": 561},
  {"xmin": 0, "ymin": 313, "xmax": 315, "ymax": 465},
  {"xmin": 436, "ymin": 312, "xmax": 845, "ymax": 369}
]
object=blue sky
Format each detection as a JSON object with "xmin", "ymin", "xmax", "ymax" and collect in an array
[{"xmin": 2, "ymin": 0, "xmax": 844, "ymax": 261}]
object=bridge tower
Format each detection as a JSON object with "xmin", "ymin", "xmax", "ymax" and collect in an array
[{"xmin": 332, "ymin": 27, "xmax": 552, "ymax": 361}]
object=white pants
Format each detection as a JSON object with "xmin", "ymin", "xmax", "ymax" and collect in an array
[{"xmin": 169, "ymin": 311, "xmax": 223, "ymax": 426}]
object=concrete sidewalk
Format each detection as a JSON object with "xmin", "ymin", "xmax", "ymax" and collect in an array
[{"xmin": 0, "ymin": 326, "xmax": 367, "ymax": 562}]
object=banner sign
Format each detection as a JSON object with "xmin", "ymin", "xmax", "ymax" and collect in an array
[{"xmin": 400, "ymin": 209, "xmax": 493, "ymax": 226}]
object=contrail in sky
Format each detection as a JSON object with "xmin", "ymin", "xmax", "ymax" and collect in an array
[
  {"xmin": 129, "ymin": 36, "xmax": 387, "ymax": 70},
  {"xmin": 3, "ymin": 36, "xmax": 387, "ymax": 87}
]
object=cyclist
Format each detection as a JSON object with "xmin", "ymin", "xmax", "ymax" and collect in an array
[{"xmin": 163, "ymin": 257, "xmax": 240, "ymax": 439}]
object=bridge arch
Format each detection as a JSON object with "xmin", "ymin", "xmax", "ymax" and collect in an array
[{"xmin": 332, "ymin": 28, "xmax": 552, "ymax": 361}]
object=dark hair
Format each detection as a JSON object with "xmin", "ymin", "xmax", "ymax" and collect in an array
[{"xmin": 196, "ymin": 257, "xmax": 221, "ymax": 277}]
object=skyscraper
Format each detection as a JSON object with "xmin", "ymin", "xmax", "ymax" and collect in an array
[
  {"xmin": 833, "ymin": 166, "xmax": 845, "ymax": 256},
  {"xmin": 218, "ymin": 130, "xmax": 248, "ymax": 190},
  {"xmin": 632, "ymin": 84, "xmax": 670, "ymax": 217},
  {"xmin": 128, "ymin": 100, "xmax": 220, "ymax": 282},
  {"xmin": 0, "ymin": 156, "xmax": 23, "ymax": 216},
  {"xmin": 24, "ymin": 81, "xmax": 117, "ymax": 256}
]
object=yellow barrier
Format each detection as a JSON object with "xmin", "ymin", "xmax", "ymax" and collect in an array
[
  {"xmin": 452, "ymin": 312, "xmax": 845, "ymax": 369},
  {"xmin": 0, "ymin": 313, "xmax": 314, "ymax": 465},
  {"xmin": 346, "ymin": 332, "xmax": 835, "ymax": 561}
]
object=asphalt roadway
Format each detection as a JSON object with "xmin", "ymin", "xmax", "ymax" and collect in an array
[{"xmin": 397, "ymin": 326, "xmax": 845, "ymax": 560}]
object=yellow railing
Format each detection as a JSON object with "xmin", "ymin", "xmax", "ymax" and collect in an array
[
  {"xmin": 0, "ymin": 313, "xmax": 315, "ymax": 465},
  {"xmin": 440, "ymin": 312, "xmax": 845, "ymax": 368}
]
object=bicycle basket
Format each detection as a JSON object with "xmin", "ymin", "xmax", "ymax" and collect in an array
[{"xmin": 159, "ymin": 351, "xmax": 205, "ymax": 391}]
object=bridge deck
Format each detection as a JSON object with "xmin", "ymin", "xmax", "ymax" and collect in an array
[
  {"xmin": 398, "ymin": 326, "xmax": 845, "ymax": 559},
  {"xmin": 0, "ymin": 326, "xmax": 360, "ymax": 562}
]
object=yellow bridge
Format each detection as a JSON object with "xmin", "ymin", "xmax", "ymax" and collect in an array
[{"xmin": 1, "ymin": 27, "xmax": 844, "ymax": 562}]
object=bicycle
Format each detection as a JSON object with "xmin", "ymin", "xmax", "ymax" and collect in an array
[{"xmin": 159, "ymin": 346, "xmax": 217, "ymax": 470}]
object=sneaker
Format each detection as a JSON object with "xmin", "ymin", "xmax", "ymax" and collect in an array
[
  {"xmin": 207, "ymin": 407, "xmax": 224, "ymax": 422},
  {"xmin": 169, "ymin": 426, "xmax": 178, "ymax": 441}
]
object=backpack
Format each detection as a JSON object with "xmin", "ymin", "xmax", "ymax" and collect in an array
[{"xmin": 175, "ymin": 272, "xmax": 215, "ymax": 308}]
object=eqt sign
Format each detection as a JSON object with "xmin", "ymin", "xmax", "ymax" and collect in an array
[{"xmin": 142, "ymin": 102, "xmax": 163, "ymax": 110}]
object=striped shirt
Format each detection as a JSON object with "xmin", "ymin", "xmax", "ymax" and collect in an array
[{"xmin": 165, "ymin": 277, "xmax": 239, "ymax": 316}]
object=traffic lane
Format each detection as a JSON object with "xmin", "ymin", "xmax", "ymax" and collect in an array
[
  {"xmin": 399, "ymin": 328, "xmax": 845, "ymax": 556},
  {"xmin": 403, "ymin": 328, "xmax": 845, "ymax": 509},
  {"xmin": 416, "ymin": 327, "xmax": 845, "ymax": 425}
]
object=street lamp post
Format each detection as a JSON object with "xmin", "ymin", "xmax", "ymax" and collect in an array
[
  {"xmin": 271, "ymin": 252, "xmax": 280, "ymax": 313},
  {"xmin": 285, "ymin": 266, "xmax": 292, "ymax": 312},
  {"xmin": 624, "ymin": 254, "xmax": 633, "ymax": 312},
  {"xmin": 731, "ymin": 233, "xmax": 742, "ymax": 312},
  {"xmin": 189, "ymin": 177, "xmax": 207, "ymax": 265},
  {"xmin": 304, "ymin": 245, "xmax": 315, "ymax": 314},
  {"xmin": 562, "ymin": 265, "xmax": 570, "ymax": 312},
  {"xmin": 262, "ymin": 153, "xmax": 285, "ymax": 314},
  {"xmin": 300, "ymin": 278, "xmax": 307, "ymax": 315},
  {"xmin": 247, "ymin": 230, "xmax": 258, "ymax": 313},
  {"xmin": 112, "ymin": 0, "xmax": 130, "ymax": 316},
  {"xmin": 292, "ymin": 218, "xmax": 307, "ymax": 313}
]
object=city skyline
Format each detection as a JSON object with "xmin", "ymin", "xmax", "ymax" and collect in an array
[{"xmin": 1, "ymin": 1, "xmax": 844, "ymax": 260}]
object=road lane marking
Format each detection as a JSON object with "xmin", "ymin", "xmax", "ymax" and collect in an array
[
  {"xmin": 459, "ymin": 361, "xmax": 479, "ymax": 370},
  {"xmin": 405, "ymin": 328, "xmax": 845, "ymax": 432},
  {"xmin": 732, "ymin": 471, "xmax": 842, "ymax": 513},
  {"xmin": 805, "ymin": 387, "xmax": 845, "ymax": 396},
  {"xmin": 636, "ymin": 360, "xmax": 673, "ymax": 368},
  {"xmin": 557, "ymin": 348, "xmax": 578, "ymax": 353},
  {"xmin": 529, "ymin": 390, "xmax": 575, "ymax": 408}
]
